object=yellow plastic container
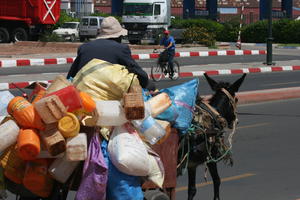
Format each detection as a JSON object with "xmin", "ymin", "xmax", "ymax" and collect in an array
[{"xmin": 58, "ymin": 112, "xmax": 80, "ymax": 138}]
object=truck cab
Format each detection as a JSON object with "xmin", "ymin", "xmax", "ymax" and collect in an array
[{"xmin": 122, "ymin": 0, "xmax": 170, "ymax": 44}]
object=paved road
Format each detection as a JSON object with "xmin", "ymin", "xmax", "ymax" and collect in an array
[{"xmin": 176, "ymin": 98, "xmax": 300, "ymax": 200}]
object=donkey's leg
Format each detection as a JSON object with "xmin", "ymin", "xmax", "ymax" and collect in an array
[
  {"xmin": 207, "ymin": 162, "xmax": 220, "ymax": 200},
  {"xmin": 187, "ymin": 166, "xmax": 197, "ymax": 200}
]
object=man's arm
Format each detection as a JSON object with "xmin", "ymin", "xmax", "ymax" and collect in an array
[
  {"xmin": 118, "ymin": 45, "xmax": 149, "ymax": 88},
  {"xmin": 66, "ymin": 46, "xmax": 82, "ymax": 79}
]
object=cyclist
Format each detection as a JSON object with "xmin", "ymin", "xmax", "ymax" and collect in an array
[{"xmin": 160, "ymin": 30, "xmax": 176, "ymax": 78}]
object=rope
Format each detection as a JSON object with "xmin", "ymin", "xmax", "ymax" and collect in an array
[
  {"xmin": 176, "ymin": 126, "xmax": 192, "ymax": 175},
  {"xmin": 205, "ymin": 119, "xmax": 238, "ymax": 163}
]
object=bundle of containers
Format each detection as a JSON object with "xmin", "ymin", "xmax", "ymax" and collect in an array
[{"xmin": 0, "ymin": 73, "xmax": 173, "ymax": 198}]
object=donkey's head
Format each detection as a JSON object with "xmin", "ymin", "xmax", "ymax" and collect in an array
[{"xmin": 204, "ymin": 73, "xmax": 246, "ymax": 129}]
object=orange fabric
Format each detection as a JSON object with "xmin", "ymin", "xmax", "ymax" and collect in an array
[
  {"xmin": 17, "ymin": 129, "xmax": 41, "ymax": 161},
  {"xmin": 7, "ymin": 96, "xmax": 45, "ymax": 130}
]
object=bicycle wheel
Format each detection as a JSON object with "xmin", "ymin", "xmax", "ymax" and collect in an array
[
  {"xmin": 170, "ymin": 60, "xmax": 180, "ymax": 80},
  {"xmin": 151, "ymin": 62, "xmax": 164, "ymax": 82}
]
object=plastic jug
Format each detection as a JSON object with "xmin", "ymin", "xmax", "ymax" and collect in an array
[
  {"xmin": 7, "ymin": 96, "xmax": 45, "ymax": 130},
  {"xmin": 34, "ymin": 95, "xmax": 67, "ymax": 124},
  {"xmin": 46, "ymin": 85, "xmax": 82, "ymax": 112},
  {"xmin": 0, "ymin": 120, "xmax": 20, "ymax": 153},
  {"xmin": 39, "ymin": 124, "xmax": 66, "ymax": 156},
  {"xmin": 28, "ymin": 83, "xmax": 47, "ymax": 104},
  {"xmin": 17, "ymin": 129, "xmax": 41, "ymax": 161},
  {"xmin": 93, "ymin": 100, "xmax": 128, "ymax": 126},
  {"xmin": 79, "ymin": 91, "xmax": 96, "ymax": 113},
  {"xmin": 23, "ymin": 159, "xmax": 53, "ymax": 198},
  {"xmin": 58, "ymin": 112, "xmax": 80, "ymax": 138},
  {"xmin": 48, "ymin": 155, "xmax": 80, "ymax": 183},
  {"xmin": 66, "ymin": 133, "xmax": 87, "ymax": 161},
  {"xmin": 0, "ymin": 145, "xmax": 26, "ymax": 184},
  {"xmin": 132, "ymin": 111, "xmax": 166, "ymax": 145}
]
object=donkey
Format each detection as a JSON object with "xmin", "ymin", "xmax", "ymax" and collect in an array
[{"xmin": 177, "ymin": 73, "xmax": 247, "ymax": 200}]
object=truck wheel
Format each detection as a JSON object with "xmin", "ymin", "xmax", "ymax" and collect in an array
[
  {"xmin": 144, "ymin": 190, "xmax": 170, "ymax": 200},
  {"xmin": 80, "ymin": 36, "xmax": 86, "ymax": 42},
  {"xmin": 12, "ymin": 28, "xmax": 28, "ymax": 42},
  {"xmin": 0, "ymin": 27, "xmax": 10, "ymax": 43}
]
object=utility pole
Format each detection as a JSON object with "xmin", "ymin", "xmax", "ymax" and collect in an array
[{"xmin": 266, "ymin": 0, "xmax": 274, "ymax": 65}]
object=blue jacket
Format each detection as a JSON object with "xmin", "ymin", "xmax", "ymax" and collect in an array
[{"xmin": 160, "ymin": 36, "xmax": 176, "ymax": 51}]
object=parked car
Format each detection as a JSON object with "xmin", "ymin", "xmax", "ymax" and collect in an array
[
  {"xmin": 53, "ymin": 22, "xmax": 80, "ymax": 42},
  {"xmin": 79, "ymin": 16, "xmax": 104, "ymax": 42}
]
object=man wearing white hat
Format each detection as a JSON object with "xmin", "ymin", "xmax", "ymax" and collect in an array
[{"xmin": 67, "ymin": 16, "xmax": 153, "ymax": 90}]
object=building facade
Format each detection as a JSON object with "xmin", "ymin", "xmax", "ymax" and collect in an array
[{"xmin": 65, "ymin": 0, "xmax": 300, "ymax": 23}]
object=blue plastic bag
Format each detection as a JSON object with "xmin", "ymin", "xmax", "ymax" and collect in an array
[
  {"xmin": 142, "ymin": 79, "xmax": 199, "ymax": 135},
  {"xmin": 101, "ymin": 140, "xmax": 144, "ymax": 200},
  {"xmin": 157, "ymin": 79, "xmax": 199, "ymax": 135}
]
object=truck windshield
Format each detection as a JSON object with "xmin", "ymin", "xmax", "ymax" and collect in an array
[
  {"xmin": 61, "ymin": 23, "xmax": 78, "ymax": 29},
  {"xmin": 123, "ymin": 3, "xmax": 153, "ymax": 16}
]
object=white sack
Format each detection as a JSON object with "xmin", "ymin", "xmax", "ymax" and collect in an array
[{"xmin": 108, "ymin": 124, "xmax": 150, "ymax": 176}]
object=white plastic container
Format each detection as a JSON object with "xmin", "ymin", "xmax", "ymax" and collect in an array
[
  {"xmin": 48, "ymin": 155, "xmax": 79, "ymax": 183},
  {"xmin": 132, "ymin": 111, "xmax": 166, "ymax": 145},
  {"xmin": 66, "ymin": 133, "xmax": 87, "ymax": 161},
  {"xmin": 0, "ymin": 120, "xmax": 20, "ymax": 153},
  {"xmin": 93, "ymin": 100, "xmax": 128, "ymax": 126}
]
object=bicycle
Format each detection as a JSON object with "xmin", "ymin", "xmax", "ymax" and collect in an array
[{"xmin": 151, "ymin": 49, "xmax": 180, "ymax": 82}]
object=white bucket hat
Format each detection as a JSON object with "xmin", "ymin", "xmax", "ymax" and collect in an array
[{"xmin": 97, "ymin": 16, "xmax": 128, "ymax": 39}]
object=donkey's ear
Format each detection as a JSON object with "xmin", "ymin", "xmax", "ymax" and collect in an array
[
  {"xmin": 229, "ymin": 73, "xmax": 247, "ymax": 93},
  {"xmin": 204, "ymin": 73, "xmax": 218, "ymax": 91}
]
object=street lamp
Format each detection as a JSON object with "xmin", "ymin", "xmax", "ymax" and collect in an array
[{"xmin": 266, "ymin": 0, "xmax": 274, "ymax": 65}]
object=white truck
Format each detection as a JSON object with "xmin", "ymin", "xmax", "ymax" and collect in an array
[{"xmin": 122, "ymin": 0, "xmax": 171, "ymax": 44}]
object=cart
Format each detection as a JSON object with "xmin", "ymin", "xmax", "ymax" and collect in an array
[{"xmin": 142, "ymin": 128, "xmax": 179, "ymax": 200}]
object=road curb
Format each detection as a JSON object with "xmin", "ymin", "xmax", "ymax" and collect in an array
[
  {"xmin": 236, "ymin": 87, "xmax": 300, "ymax": 104},
  {"xmin": 0, "ymin": 49, "xmax": 266, "ymax": 68}
]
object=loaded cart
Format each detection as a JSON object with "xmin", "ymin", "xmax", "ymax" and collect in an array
[
  {"xmin": 143, "ymin": 128, "xmax": 179, "ymax": 200},
  {"xmin": 0, "ymin": 58, "xmax": 199, "ymax": 200}
]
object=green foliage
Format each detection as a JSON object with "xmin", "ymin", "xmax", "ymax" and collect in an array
[
  {"xmin": 171, "ymin": 18, "xmax": 223, "ymax": 34},
  {"xmin": 241, "ymin": 20, "xmax": 268, "ymax": 43},
  {"xmin": 273, "ymin": 19, "xmax": 300, "ymax": 43},
  {"xmin": 272, "ymin": 19, "xmax": 291, "ymax": 43},
  {"xmin": 54, "ymin": 11, "xmax": 79, "ymax": 30},
  {"xmin": 240, "ymin": 18, "xmax": 300, "ymax": 43},
  {"xmin": 39, "ymin": 33, "xmax": 64, "ymax": 42},
  {"xmin": 216, "ymin": 19, "xmax": 240, "ymax": 42},
  {"xmin": 182, "ymin": 26, "xmax": 216, "ymax": 47}
]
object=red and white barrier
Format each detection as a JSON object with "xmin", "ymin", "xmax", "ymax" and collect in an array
[{"xmin": 0, "ymin": 50, "xmax": 266, "ymax": 68}]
